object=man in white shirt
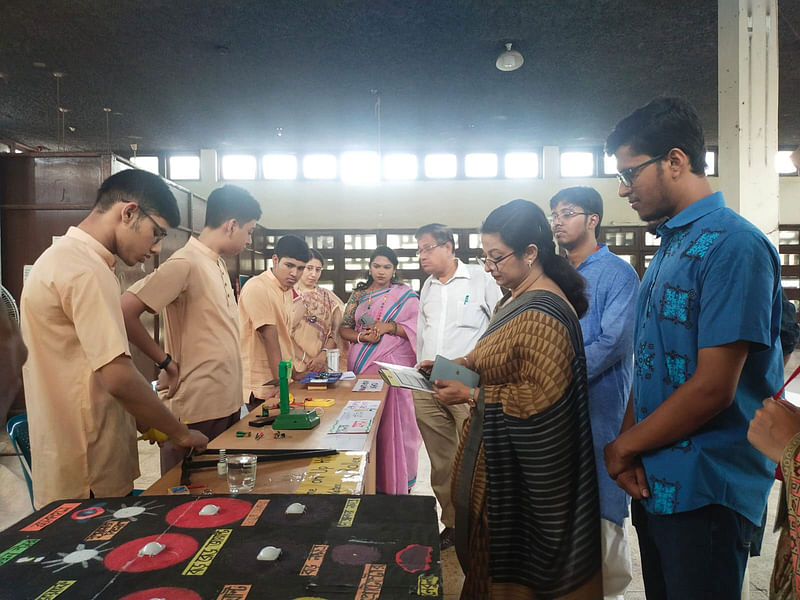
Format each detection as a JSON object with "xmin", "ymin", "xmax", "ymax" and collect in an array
[{"xmin": 414, "ymin": 223, "xmax": 502, "ymax": 548}]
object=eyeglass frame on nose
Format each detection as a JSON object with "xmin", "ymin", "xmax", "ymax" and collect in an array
[
  {"xmin": 548, "ymin": 210, "xmax": 590, "ymax": 224},
  {"xmin": 137, "ymin": 205, "xmax": 168, "ymax": 241},
  {"xmin": 616, "ymin": 153, "xmax": 667, "ymax": 188},
  {"xmin": 477, "ymin": 251, "xmax": 515, "ymax": 270},
  {"xmin": 415, "ymin": 242, "xmax": 444, "ymax": 256}
]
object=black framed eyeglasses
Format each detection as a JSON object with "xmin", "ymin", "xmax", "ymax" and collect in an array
[
  {"xmin": 616, "ymin": 153, "xmax": 666, "ymax": 187},
  {"xmin": 477, "ymin": 251, "xmax": 515, "ymax": 270},
  {"xmin": 138, "ymin": 205, "xmax": 168, "ymax": 241}
]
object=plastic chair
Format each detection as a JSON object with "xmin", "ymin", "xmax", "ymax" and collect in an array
[{"xmin": 6, "ymin": 414, "xmax": 34, "ymax": 509}]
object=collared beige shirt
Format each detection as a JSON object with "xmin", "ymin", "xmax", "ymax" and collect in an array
[
  {"xmin": 127, "ymin": 236, "xmax": 243, "ymax": 423},
  {"xmin": 238, "ymin": 269, "xmax": 293, "ymax": 401},
  {"xmin": 21, "ymin": 226, "xmax": 139, "ymax": 508}
]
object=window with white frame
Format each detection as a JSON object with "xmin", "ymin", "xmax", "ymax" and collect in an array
[
  {"xmin": 464, "ymin": 153, "xmax": 498, "ymax": 178},
  {"xmin": 303, "ymin": 154, "xmax": 337, "ymax": 179},
  {"xmin": 704, "ymin": 151, "xmax": 716, "ymax": 176},
  {"xmin": 130, "ymin": 156, "xmax": 159, "ymax": 175},
  {"xmin": 383, "ymin": 153, "xmax": 418, "ymax": 180},
  {"xmin": 504, "ymin": 152, "xmax": 539, "ymax": 178},
  {"xmin": 341, "ymin": 151, "xmax": 380, "ymax": 183},
  {"xmin": 560, "ymin": 151, "xmax": 594, "ymax": 177},
  {"xmin": 221, "ymin": 154, "xmax": 257, "ymax": 180},
  {"xmin": 776, "ymin": 151, "xmax": 799, "ymax": 175},
  {"xmin": 424, "ymin": 153, "xmax": 457, "ymax": 179},
  {"xmin": 168, "ymin": 155, "xmax": 200, "ymax": 180},
  {"xmin": 602, "ymin": 154, "xmax": 617, "ymax": 176},
  {"xmin": 262, "ymin": 154, "xmax": 298, "ymax": 180}
]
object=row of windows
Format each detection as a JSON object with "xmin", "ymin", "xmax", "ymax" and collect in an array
[{"xmin": 131, "ymin": 149, "xmax": 800, "ymax": 182}]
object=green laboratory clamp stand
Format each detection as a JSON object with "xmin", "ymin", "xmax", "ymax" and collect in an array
[{"xmin": 272, "ymin": 360, "xmax": 321, "ymax": 430}]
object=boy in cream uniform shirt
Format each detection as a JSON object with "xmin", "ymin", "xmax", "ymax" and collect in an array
[
  {"xmin": 414, "ymin": 223, "xmax": 502, "ymax": 548},
  {"xmin": 239, "ymin": 234, "xmax": 310, "ymax": 409},
  {"xmin": 22, "ymin": 170, "xmax": 207, "ymax": 508},
  {"xmin": 122, "ymin": 185, "xmax": 261, "ymax": 473}
]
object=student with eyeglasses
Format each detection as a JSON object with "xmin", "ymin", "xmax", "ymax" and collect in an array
[
  {"xmin": 412, "ymin": 223, "xmax": 501, "ymax": 550},
  {"xmin": 550, "ymin": 186, "xmax": 639, "ymax": 600},
  {"xmin": 604, "ymin": 97, "xmax": 783, "ymax": 600},
  {"xmin": 20, "ymin": 170, "xmax": 208, "ymax": 508},
  {"xmin": 121, "ymin": 185, "xmax": 261, "ymax": 474}
]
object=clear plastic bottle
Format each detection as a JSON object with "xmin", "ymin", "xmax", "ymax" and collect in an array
[{"xmin": 217, "ymin": 449, "xmax": 227, "ymax": 479}]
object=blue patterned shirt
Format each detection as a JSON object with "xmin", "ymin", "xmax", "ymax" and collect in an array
[
  {"xmin": 578, "ymin": 245, "xmax": 639, "ymax": 526},
  {"xmin": 634, "ymin": 191, "xmax": 783, "ymax": 525}
]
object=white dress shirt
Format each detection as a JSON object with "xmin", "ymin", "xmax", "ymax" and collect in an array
[{"xmin": 417, "ymin": 259, "xmax": 503, "ymax": 362}]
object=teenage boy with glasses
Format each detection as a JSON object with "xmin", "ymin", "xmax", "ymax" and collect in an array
[
  {"xmin": 550, "ymin": 186, "xmax": 639, "ymax": 600},
  {"xmin": 603, "ymin": 97, "xmax": 783, "ymax": 600},
  {"xmin": 21, "ymin": 170, "xmax": 208, "ymax": 508}
]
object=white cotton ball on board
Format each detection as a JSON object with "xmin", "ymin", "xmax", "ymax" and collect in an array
[
  {"xmin": 137, "ymin": 541, "xmax": 165, "ymax": 557},
  {"xmin": 199, "ymin": 504, "xmax": 220, "ymax": 516},
  {"xmin": 257, "ymin": 546, "xmax": 282, "ymax": 561},
  {"xmin": 285, "ymin": 502, "xmax": 306, "ymax": 515}
]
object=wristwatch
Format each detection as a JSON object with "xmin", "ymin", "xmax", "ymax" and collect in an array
[{"xmin": 156, "ymin": 353, "xmax": 172, "ymax": 370}]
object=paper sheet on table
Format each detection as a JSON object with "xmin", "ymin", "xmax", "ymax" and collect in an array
[
  {"xmin": 340, "ymin": 371, "xmax": 356, "ymax": 380},
  {"xmin": 329, "ymin": 400, "xmax": 381, "ymax": 433},
  {"xmin": 375, "ymin": 361, "xmax": 433, "ymax": 392},
  {"xmin": 352, "ymin": 379, "xmax": 384, "ymax": 392}
]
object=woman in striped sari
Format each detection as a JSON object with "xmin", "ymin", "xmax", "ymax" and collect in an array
[
  {"xmin": 431, "ymin": 199, "xmax": 602, "ymax": 599},
  {"xmin": 339, "ymin": 246, "xmax": 422, "ymax": 494}
]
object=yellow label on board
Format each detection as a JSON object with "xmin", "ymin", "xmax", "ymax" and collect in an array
[
  {"xmin": 337, "ymin": 498, "xmax": 361, "ymax": 527},
  {"xmin": 34, "ymin": 581, "xmax": 76, "ymax": 600},
  {"xmin": 182, "ymin": 528, "xmax": 232, "ymax": 576},
  {"xmin": 417, "ymin": 574, "xmax": 440, "ymax": 596},
  {"xmin": 296, "ymin": 452, "xmax": 364, "ymax": 495}
]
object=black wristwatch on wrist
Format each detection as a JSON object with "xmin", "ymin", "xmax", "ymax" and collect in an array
[{"xmin": 156, "ymin": 353, "xmax": 172, "ymax": 370}]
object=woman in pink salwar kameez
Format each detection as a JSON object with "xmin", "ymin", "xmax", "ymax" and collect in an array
[{"xmin": 340, "ymin": 246, "xmax": 422, "ymax": 494}]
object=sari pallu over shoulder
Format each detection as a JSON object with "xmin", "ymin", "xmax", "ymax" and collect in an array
[
  {"xmin": 349, "ymin": 284, "xmax": 418, "ymax": 374},
  {"xmin": 454, "ymin": 290, "xmax": 602, "ymax": 599}
]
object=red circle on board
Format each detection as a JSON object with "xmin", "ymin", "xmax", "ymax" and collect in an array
[
  {"xmin": 71, "ymin": 505, "xmax": 105, "ymax": 520},
  {"xmin": 104, "ymin": 533, "xmax": 198, "ymax": 573},
  {"xmin": 165, "ymin": 497, "xmax": 253, "ymax": 528},
  {"xmin": 119, "ymin": 587, "xmax": 202, "ymax": 600}
]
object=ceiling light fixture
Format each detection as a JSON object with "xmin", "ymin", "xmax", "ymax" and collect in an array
[{"xmin": 496, "ymin": 43, "xmax": 524, "ymax": 72}]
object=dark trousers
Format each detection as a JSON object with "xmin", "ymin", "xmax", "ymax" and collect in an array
[
  {"xmin": 159, "ymin": 410, "xmax": 241, "ymax": 474},
  {"xmin": 631, "ymin": 500, "xmax": 757, "ymax": 600}
]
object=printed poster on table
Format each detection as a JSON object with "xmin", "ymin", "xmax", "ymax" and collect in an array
[{"xmin": 329, "ymin": 400, "xmax": 381, "ymax": 434}]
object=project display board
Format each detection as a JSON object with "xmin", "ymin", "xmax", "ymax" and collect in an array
[{"xmin": 0, "ymin": 494, "xmax": 442, "ymax": 599}]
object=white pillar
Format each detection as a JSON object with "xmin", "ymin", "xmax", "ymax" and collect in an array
[{"xmin": 718, "ymin": 0, "xmax": 779, "ymax": 244}]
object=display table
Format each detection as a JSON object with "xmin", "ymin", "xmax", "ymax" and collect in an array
[
  {"xmin": 0, "ymin": 494, "xmax": 442, "ymax": 599},
  {"xmin": 144, "ymin": 376, "xmax": 387, "ymax": 496}
]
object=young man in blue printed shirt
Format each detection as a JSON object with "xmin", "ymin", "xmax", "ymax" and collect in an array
[
  {"xmin": 550, "ymin": 186, "xmax": 638, "ymax": 600},
  {"xmin": 603, "ymin": 97, "xmax": 784, "ymax": 600}
]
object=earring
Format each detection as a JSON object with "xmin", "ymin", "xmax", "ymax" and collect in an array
[{"xmin": 527, "ymin": 260, "xmax": 532, "ymax": 267}]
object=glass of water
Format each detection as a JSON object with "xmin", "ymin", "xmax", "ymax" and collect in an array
[{"xmin": 226, "ymin": 454, "xmax": 257, "ymax": 493}]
